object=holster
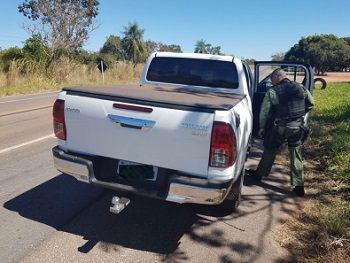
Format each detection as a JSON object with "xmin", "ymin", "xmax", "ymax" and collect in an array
[
  {"xmin": 301, "ymin": 126, "xmax": 311, "ymax": 143},
  {"xmin": 263, "ymin": 125, "xmax": 285, "ymax": 149},
  {"xmin": 286, "ymin": 123, "xmax": 308, "ymax": 147}
]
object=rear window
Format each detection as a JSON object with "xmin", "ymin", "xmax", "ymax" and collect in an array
[{"xmin": 146, "ymin": 57, "xmax": 239, "ymax": 89}]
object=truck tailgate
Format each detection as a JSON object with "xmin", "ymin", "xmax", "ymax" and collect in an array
[{"xmin": 64, "ymin": 94, "xmax": 215, "ymax": 177}]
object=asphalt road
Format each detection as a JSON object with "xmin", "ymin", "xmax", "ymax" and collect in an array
[
  {"xmin": 0, "ymin": 92, "xmax": 301, "ymax": 263},
  {"xmin": 0, "ymin": 92, "xmax": 57, "ymax": 151}
]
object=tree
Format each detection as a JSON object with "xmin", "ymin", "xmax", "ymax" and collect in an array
[
  {"xmin": 194, "ymin": 39, "xmax": 222, "ymax": 54},
  {"xmin": 72, "ymin": 49, "xmax": 99, "ymax": 65},
  {"xmin": 244, "ymin": 58, "xmax": 256, "ymax": 65},
  {"xmin": 145, "ymin": 40, "xmax": 158, "ymax": 54},
  {"xmin": 18, "ymin": 0, "xmax": 100, "ymax": 53},
  {"xmin": 341, "ymin": 37, "xmax": 350, "ymax": 46},
  {"xmin": 158, "ymin": 43, "xmax": 182, "ymax": 53},
  {"xmin": 100, "ymin": 35, "xmax": 124, "ymax": 61},
  {"xmin": 22, "ymin": 34, "xmax": 49, "ymax": 63},
  {"xmin": 121, "ymin": 21, "xmax": 147, "ymax": 63},
  {"xmin": 208, "ymin": 46, "xmax": 223, "ymax": 55},
  {"xmin": 284, "ymin": 34, "xmax": 350, "ymax": 74},
  {"xmin": 168, "ymin": 44, "xmax": 182, "ymax": 53},
  {"xmin": 145, "ymin": 41, "xmax": 183, "ymax": 54},
  {"xmin": 271, "ymin": 52, "xmax": 285, "ymax": 61},
  {"xmin": 98, "ymin": 35, "xmax": 125, "ymax": 68}
]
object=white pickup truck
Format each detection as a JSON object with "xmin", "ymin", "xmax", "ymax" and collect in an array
[{"xmin": 52, "ymin": 52, "xmax": 314, "ymax": 213}]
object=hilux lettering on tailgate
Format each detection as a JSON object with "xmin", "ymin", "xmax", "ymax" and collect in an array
[
  {"xmin": 181, "ymin": 123, "xmax": 209, "ymax": 131},
  {"xmin": 181, "ymin": 123, "xmax": 209, "ymax": 136}
]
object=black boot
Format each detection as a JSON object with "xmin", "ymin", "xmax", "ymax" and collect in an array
[
  {"xmin": 293, "ymin": 186, "xmax": 305, "ymax": 197},
  {"xmin": 247, "ymin": 169, "xmax": 262, "ymax": 182}
]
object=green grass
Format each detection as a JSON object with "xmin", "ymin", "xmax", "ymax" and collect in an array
[
  {"xmin": 280, "ymin": 83, "xmax": 350, "ymax": 262},
  {"xmin": 311, "ymin": 83, "xmax": 350, "ymax": 184},
  {"xmin": 277, "ymin": 83, "xmax": 350, "ymax": 263},
  {"xmin": 311, "ymin": 83, "xmax": 350, "ymax": 238}
]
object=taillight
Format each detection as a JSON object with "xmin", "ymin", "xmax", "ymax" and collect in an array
[
  {"xmin": 53, "ymin": 99, "xmax": 66, "ymax": 140},
  {"xmin": 209, "ymin": 122, "xmax": 237, "ymax": 168}
]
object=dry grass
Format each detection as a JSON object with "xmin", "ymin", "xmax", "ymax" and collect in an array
[
  {"xmin": 0, "ymin": 58, "xmax": 144, "ymax": 96},
  {"xmin": 275, "ymin": 158, "xmax": 350, "ymax": 262},
  {"xmin": 277, "ymin": 201, "xmax": 350, "ymax": 263}
]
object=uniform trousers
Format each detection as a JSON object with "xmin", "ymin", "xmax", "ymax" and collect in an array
[{"xmin": 256, "ymin": 125, "xmax": 304, "ymax": 186}]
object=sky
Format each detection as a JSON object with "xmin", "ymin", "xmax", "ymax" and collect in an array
[{"xmin": 0, "ymin": 0, "xmax": 349, "ymax": 61}]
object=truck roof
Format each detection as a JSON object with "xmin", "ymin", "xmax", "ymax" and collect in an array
[{"xmin": 154, "ymin": 52, "xmax": 236, "ymax": 62}]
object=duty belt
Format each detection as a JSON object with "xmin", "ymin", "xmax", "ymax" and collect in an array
[{"xmin": 274, "ymin": 117, "xmax": 304, "ymax": 127}]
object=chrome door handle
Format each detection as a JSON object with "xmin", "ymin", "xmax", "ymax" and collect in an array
[{"xmin": 107, "ymin": 114, "xmax": 155, "ymax": 131}]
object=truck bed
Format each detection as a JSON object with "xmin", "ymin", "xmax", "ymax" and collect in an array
[{"xmin": 63, "ymin": 83, "xmax": 246, "ymax": 112}]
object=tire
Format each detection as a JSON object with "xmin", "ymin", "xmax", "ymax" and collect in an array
[
  {"xmin": 219, "ymin": 166, "xmax": 245, "ymax": 212},
  {"xmin": 314, "ymin": 77, "xmax": 327, "ymax": 89}
]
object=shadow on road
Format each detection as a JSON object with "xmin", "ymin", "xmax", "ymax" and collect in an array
[
  {"xmin": 3, "ymin": 174, "xmax": 105, "ymax": 229},
  {"xmin": 3, "ymin": 141, "xmax": 301, "ymax": 262}
]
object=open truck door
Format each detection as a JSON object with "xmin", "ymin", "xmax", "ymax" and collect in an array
[{"xmin": 252, "ymin": 61, "xmax": 314, "ymax": 138}]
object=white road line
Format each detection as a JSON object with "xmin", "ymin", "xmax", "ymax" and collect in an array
[
  {"xmin": 0, "ymin": 92, "xmax": 58, "ymax": 104},
  {"xmin": 0, "ymin": 105, "xmax": 53, "ymax": 117},
  {"xmin": 0, "ymin": 134, "xmax": 55, "ymax": 154}
]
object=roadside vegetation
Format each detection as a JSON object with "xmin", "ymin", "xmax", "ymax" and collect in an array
[
  {"xmin": 277, "ymin": 82, "xmax": 350, "ymax": 262},
  {"xmin": 0, "ymin": 58, "xmax": 144, "ymax": 96}
]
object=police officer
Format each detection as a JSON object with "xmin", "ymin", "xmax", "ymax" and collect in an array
[{"xmin": 248, "ymin": 68, "xmax": 315, "ymax": 197}]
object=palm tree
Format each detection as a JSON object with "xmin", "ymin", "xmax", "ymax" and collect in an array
[
  {"xmin": 194, "ymin": 39, "xmax": 222, "ymax": 55},
  {"xmin": 121, "ymin": 21, "xmax": 146, "ymax": 63},
  {"xmin": 194, "ymin": 39, "xmax": 209, "ymax": 54}
]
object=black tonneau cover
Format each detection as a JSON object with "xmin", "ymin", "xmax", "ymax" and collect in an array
[{"xmin": 63, "ymin": 83, "xmax": 246, "ymax": 112}]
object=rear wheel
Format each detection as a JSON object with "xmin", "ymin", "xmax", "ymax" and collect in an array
[{"xmin": 219, "ymin": 166, "xmax": 245, "ymax": 212}]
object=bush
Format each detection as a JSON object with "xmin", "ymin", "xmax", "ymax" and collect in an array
[
  {"xmin": 0, "ymin": 47, "xmax": 25, "ymax": 72},
  {"xmin": 0, "ymin": 57, "xmax": 144, "ymax": 96}
]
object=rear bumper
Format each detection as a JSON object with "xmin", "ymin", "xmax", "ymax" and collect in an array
[{"xmin": 52, "ymin": 146, "xmax": 232, "ymax": 205}]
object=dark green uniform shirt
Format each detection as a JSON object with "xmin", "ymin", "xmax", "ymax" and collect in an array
[{"xmin": 259, "ymin": 80, "xmax": 315, "ymax": 129}]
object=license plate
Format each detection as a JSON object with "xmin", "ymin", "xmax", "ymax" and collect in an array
[{"xmin": 117, "ymin": 160, "xmax": 158, "ymax": 181}]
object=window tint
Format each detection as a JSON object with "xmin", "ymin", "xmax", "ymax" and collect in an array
[{"xmin": 146, "ymin": 57, "xmax": 239, "ymax": 89}]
